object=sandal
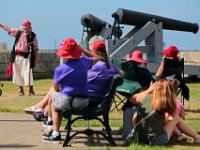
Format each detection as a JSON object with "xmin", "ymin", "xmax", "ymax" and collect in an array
[
  {"xmin": 177, "ymin": 134, "xmax": 188, "ymax": 141},
  {"xmin": 24, "ymin": 106, "xmax": 43, "ymax": 114}
]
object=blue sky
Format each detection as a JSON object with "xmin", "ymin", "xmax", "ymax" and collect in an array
[{"xmin": 1, "ymin": 0, "xmax": 200, "ymax": 50}]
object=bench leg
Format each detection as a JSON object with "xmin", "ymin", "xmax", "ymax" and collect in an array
[
  {"xmin": 63, "ymin": 114, "xmax": 72, "ymax": 147},
  {"xmin": 103, "ymin": 114, "xmax": 116, "ymax": 146}
]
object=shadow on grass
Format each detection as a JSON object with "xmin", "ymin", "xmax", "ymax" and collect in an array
[
  {"xmin": 169, "ymin": 136, "xmax": 200, "ymax": 147},
  {"xmin": 185, "ymin": 77, "xmax": 200, "ymax": 83},
  {"xmin": 127, "ymin": 135, "xmax": 200, "ymax": 149},
  {"xmin": 185, "ymin": 109, "xmax": 200, "ymax": 113},
  {"xmin": 60, "ymin": 128, "xmax": 124, "ymax": 147}
]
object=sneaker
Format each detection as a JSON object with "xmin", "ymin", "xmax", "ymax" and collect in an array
[
  {"xmin": 24, "ymin": 106, "xmax": 43, "ymax": 114},
  {"xmin": 33, "ymin": 111, "xmax": 47, "ymax": 121},
  {"xmin": 42, "ymin": 130, "xmax": 52, "ymax": 138},
  {"xmin": 42, "ymin": 120, "xmax": 53, "ymax": 131},
  {"xmin": 42, "ymin": 119, "xmax": 53, "ymax": 128},
  {"xmin": 42, "ymin": 132, "xmax": 61, "ymax": 144}
]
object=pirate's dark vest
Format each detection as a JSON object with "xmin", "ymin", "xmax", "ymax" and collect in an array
[{"xmin": 10, "ymin": 31, "xmax": 36, "ymax": 68}]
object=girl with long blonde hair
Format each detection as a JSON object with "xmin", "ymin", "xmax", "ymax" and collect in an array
[{"xmin": 132, "ymin": 79, "xmax": 200, "ymax": 145}]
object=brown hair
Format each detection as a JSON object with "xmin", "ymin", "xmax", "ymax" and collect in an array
[{"xmin": 151, "ymin": 79, "xmax": 177, "ymax": 115}]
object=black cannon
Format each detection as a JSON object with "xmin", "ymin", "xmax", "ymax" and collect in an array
[
  {"xmin": 81, "ymin": 13, "xmax": 107, "ymax": 32},
  {"xmin": 112, "ymin": 8, "xmax": 199, "ymax": 34}
]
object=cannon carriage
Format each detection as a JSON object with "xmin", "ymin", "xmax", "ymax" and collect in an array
[{"xmin": 80, "ymin": 8, "xmax": 199, "ymax": 76}]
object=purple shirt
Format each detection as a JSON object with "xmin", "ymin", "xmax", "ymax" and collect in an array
[
  {"xmin": 54, "ymin": 57, "xmax": 93, "ymax": 96},
  {"xmin": 87, "ymin": 61, "xmax": 120, "ymax": 97}
]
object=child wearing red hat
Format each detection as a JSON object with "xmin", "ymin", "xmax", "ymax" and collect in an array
[{"xmin": 156, "ymin": 46, "xmax": 189, "ymax": 141}]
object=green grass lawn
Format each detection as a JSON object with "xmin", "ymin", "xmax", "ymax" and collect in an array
[{"xmin": 0, "ymin": 78, "xmax": 200, "ymax": 149}]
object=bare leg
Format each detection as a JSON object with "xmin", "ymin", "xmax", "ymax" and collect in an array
[
  {"xmin": 24, "ymin": 86, "xmax": 55, "ymax": 114},
  {"xmin": 174, "ymin": 127, "xmax": 187, "ymax": 141},
  {"xmin": 165, "ymin": 115, "xmax": 200, "ymax": 143},
  {"xmin": 47, "ymin": 98, "xmax": 52, "ymax": 118},
  {"xmin": 180, "ymin": 107, "xmax": 185, "ymax": 120},
  {"xmin": 51, "ymin": 104, "xmax": 62, "ymax": 132},
  {"xmin": 35, "ymin": 86, "xmax": 54, "ymax": 109}
]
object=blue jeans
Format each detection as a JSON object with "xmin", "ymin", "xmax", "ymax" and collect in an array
[
  {"xmin": 122, "ymin": 106, "xmax": 137, "ymax": 140},
  {"xmin": 150, "ymin": 128, "xmax": 168, "ymax": 145}
]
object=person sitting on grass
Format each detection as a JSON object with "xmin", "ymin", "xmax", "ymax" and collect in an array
[
  {"xmin": 131, "ymin": 79, "xmax": 200, "ymax": 145},
  {"xmin": 156, "ymin": 45, "xmax": 189, "ymax": 142},
  {"xmin": 169, "ymin": 75, "xmax": 188, "ymax": 141}
]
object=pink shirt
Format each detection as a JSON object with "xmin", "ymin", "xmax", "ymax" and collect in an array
[
  {"xmin": 176, "ymin": 99, "xmax": 184, "ymax": 117},
  {"xmin": 8, "ymin": 28, "xmax": 39, "ymax": 53}
]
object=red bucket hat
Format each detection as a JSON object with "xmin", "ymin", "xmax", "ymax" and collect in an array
[
  {"xmin": 93, "ymin": 41, "xmax": 106, "ymax": 52},
  {"xmin": 163, "ymin": 45, "xmax": 179, "ymax": 59},
  {"xmin": 57, "ymin": 38, "xmax": 82, "ymax": 60},
  {"xmin": 127, "ymin": 50, "xmax": 148, "ymax": 64},
  {"xmin": 21, "ymin": 20, "xmax": 32, "ymax": 27}
]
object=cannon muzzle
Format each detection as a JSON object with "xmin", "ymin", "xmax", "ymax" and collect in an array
[
  {"xmin": 81, "ymin": 13, "xmax": 107, "ymax": 32},
  {"xmin": 112, "ymin": 8, "xmax": 199, "ymax": 34}
]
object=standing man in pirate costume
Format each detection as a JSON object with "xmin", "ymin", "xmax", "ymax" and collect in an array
[{"xmin": 0, "ymin": 20, "xmax": 39, "ymax": 96}]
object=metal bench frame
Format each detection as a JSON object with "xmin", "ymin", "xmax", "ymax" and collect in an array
[{"xmin": 62, "ymin": 74, "xmax": 123, "ymax": 147}]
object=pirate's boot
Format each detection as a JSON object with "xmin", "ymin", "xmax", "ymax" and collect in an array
[
  {"xmin": 19, "ymin": 86, "xmax": 24, "ymax": 96},
  {"xmin": 29, "ymin": 85, "xmax": 35, "ymax": 96}
]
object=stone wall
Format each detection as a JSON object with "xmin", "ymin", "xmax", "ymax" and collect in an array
[
  {"xmin": 0, "ymin": 51, "xmax": 59, "ymax": 80},
  {"xmin": 1, "ymin": 51, "xmax": 200, "ymax": 80},
  {"xmin": 179, "ymin": 51, "xmax": 200, "ymax": 64}
]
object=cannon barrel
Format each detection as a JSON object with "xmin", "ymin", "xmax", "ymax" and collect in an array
[
  {"xmin": 112, "ymin": 8, "xmax": 199, "ymax": 34},
  {"xmin": 81, "ymin": 13, "xmax": 107, "ymax": 32}
]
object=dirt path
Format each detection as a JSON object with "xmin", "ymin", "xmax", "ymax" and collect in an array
[{"xmin": 0, "ymin": 112, "xmax": 125, "ymax": 150}]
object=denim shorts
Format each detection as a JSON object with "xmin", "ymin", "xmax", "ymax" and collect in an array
[{"xmin": 150, "ymin": 128, "xmax": 168, "ymax": 145}]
